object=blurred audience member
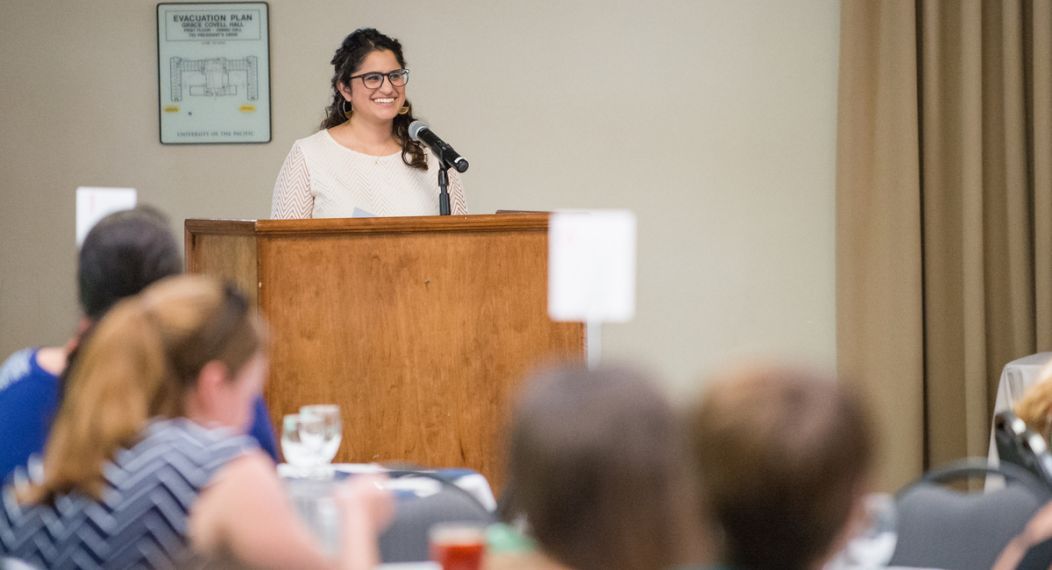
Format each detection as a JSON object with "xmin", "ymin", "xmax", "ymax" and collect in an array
[
  {"xmin": 0, "ymin": 275, "xmax": 391, "ymax": 568},
  {"xmin": 502, "ymin": 364, "xmax": 704, "ymax": 570},
  {"xmin": 1014, "ymin": 367, "xmax": 1052, "ymax": 441},
  {"xmin": 0, "ymin": 207, "xmax": 278, "ymax": 483},
  {"xmin": 996, "ymin": 366, "xmax": 1052, "ymax": 570},
  {"xmin": 688, "ymin": 365, "xmax": 875, "ymax": 570}
]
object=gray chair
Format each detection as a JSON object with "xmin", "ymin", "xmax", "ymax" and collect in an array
[
  {"xmin": 994, "ymin": 410, "xmax": 1052, "ymax": 489},
  {"xmin": 889, "ymin": 459, "xmax": 1051, "ymax": 570},
  {"xmin": 378, "ymin": 473, "xmax": 496, "ymax": 563}
]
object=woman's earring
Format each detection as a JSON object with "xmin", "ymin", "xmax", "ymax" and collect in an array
[
  {"xmin": 342, "ymin": 99, "xmax": 353, "ymax": 119},
  {"xmin": 398, "ymin": 104, "xmax": 410, "ymax": 116}
]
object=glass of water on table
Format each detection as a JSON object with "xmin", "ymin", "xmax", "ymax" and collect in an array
[
  {"xmin": 281, "ymin": 405, "xmax": 342, "ymax": 478},
  {"xmin": 300, "ymin": 404, "xmax": 343, "ymax": 464}
]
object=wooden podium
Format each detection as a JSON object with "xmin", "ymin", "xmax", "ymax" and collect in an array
[{"xmin": 185, "ymin": 214, "xmax": 584, "ymax": 488}]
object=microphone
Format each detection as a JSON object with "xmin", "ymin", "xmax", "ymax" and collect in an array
[{"xmin": 408, "ymin": 120, "xmax": 469, "ymax": 173}]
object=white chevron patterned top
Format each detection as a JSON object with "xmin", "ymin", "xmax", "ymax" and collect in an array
[
  {"xmin": 0, "ymin": 418, "xmax": 255, "ymax": 569},
  {"xmin": 270, "ymin": 130, "xmax": 468, "ymax": 219}
]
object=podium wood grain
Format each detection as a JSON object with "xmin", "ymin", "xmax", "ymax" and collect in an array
[{"xmin": 185, "ymin": 214, "xmax": 584, "ymax": 488}]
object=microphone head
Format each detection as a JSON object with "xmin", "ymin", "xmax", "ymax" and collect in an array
[{"xmin": 408, "ymin": 120, "xmax": 429, "ymax": 142}]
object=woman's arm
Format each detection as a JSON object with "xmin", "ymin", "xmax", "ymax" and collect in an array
[
  {"xmin": 994, "ymin": 500, "xmax": 1052, "ymax": 570},
  {"xmin": 271, "ymin": 144, "xmax": 315, "ymax": 219},
  {"xmin": 188, "ymin": 451, "xmax": 391, "ymax": 570},
  {"xmin": 335, "ymin": 475, "xmax": 395, "ymax": 570}
]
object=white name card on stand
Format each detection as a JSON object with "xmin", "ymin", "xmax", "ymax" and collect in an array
[
  {"xmin": 75, "ymin": 187, "xmax": 137, "ymax": 246},
  {"xmin": 548, "ymin": 209, "xmax": 637, "ymax": 322},
  {"xmin": 549, "ymin": 210, "xmax": 636, "ymax": 368}
]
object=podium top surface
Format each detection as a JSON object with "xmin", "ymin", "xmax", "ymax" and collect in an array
[{"xmin": 185, "ymin": 213, "xmax": 551, "ymax": 236}]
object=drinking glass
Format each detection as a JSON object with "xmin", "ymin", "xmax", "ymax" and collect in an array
[
  {"xmin": 281, "ymin": 413, "xmax": 325, "ymax": 470},
  {"xmin": 300, "ymin": 404, "xmax": 342, "ymax": 464},
  {"xmin": 837, "ymin": 493, "xmax": 898, "ymax": 568}
]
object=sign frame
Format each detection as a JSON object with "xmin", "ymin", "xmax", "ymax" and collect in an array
[{"xmin": 156, "ymin": 2, "xmax": 272, "ymax": 144}]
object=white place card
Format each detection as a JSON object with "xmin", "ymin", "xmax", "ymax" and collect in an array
[
  {"xmin": 75, "ymin": 187, "xmax": 137, "ymax": 246},
  {"xmin": 548, "ymin": 210, "xmax": 637, "ymax": 323}
]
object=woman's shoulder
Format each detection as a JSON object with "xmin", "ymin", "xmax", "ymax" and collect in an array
[
  {"xmin": 93, "ymin": 419, "xmax": 257, "ymax": 499},
  {"xmin": 294, "ymin": 129, "xmax": 382, "ymax": 164},
  {"xmin": 290, "ymin": 129, "xmax": 332, "ymax": 153},
  {"xmin": 0, "ymin": 347, "xmax": 59, "ymax": 393},
  {"xmin": 130, "ymin": 418, "xmax": 257, "ymax": 467},
  {"xmin": 0, "ymin": 348, "xmax": 37, "ymax": 392},
  {"xmin": 145, "ymin": 417, "xmax": 255, "ymax": 443}
]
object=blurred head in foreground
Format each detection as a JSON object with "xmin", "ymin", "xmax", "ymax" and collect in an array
[
  {"xmin": 688, "ymin": 364, "xmax": 875, "ymax": 570},
  {"xmin": 505, "ymin": 363, "xmax": 701, "ymax": 570}
]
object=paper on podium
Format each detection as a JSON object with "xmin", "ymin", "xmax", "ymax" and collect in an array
[
  {"xmin": 548, "ymin": 210, "xmax": 636, "ymax": 323},
  {"xmin": 76, "ymin": 187, "xmax": 137, "ymax": 246}
]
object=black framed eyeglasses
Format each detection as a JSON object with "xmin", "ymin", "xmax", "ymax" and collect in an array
[{"xmin": 348, "ymin": 69, "xmax": 410, "ymax": 89}]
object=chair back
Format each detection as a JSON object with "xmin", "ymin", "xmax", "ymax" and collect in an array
[
  {"xmin": 995, "ymin": 410, "xmax": 1052, "ymax": 488},
  {"xmin": 889, "ymin": 459, "xmax": 1052, "ymax": 570},
  {"xmin": 378, "ymin": 472, "xmax": 496, "ymax": 563}
]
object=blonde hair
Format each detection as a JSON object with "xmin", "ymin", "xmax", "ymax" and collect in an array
[
  {"xmin": 21, "ymin": 275, "xmax": 262, "ymax": 504},
  {"xmin": 1014, "ymin": 364, "xmax": 1052, "ymax": 440}
]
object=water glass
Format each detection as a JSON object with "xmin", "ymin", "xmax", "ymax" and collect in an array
[
  {"xmin": 300, "ymin": 404, "xmax": 343, "ymax": 464},
  {"xmin": 281, "ymin": 412, "xmax": 325, "ymax": 468}
]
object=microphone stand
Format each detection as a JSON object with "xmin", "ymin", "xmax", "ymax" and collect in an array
[{"xmin": 437, "ymin": 164, "xmax": 452, "ymax": 216}]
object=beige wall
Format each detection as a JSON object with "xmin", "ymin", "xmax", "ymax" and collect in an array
[{"xmin": 0, "ymin": 0, "xmax": 840, "ymax": 394}]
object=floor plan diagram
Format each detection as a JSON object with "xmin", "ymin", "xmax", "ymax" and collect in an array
[{"xmin": 169, "ymin": 56, "xmax": 258, "ymax": 101}]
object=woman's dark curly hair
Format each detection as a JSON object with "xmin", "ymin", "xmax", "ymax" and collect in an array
[{"xmin": 321, "ymin": 28, "xmax": 427, "ymax": 170}]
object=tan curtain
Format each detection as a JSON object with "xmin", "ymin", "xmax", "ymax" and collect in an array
[{"xmin": 837, "ymin": 0, "xmax": 1052, "ymax": 490}]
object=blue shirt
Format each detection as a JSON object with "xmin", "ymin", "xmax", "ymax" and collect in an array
[{"xmin": 0, "ymin": 347, "xmax": 280, "ymax": 484}]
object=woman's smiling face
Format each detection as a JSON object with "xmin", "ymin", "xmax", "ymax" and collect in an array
[{"xmin": 339, "ymin": 49, "xmax": 406, "ymax": 124}]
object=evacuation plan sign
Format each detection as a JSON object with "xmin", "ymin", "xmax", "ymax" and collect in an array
[{"xmin": 157, "ymin": 2, "xmax": 271, "ymax": 144}]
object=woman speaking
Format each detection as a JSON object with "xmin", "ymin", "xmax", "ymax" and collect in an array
[{"xmin": 271, "ymin": 28, "xmax": 467, "ymax": 219}]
